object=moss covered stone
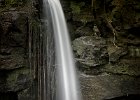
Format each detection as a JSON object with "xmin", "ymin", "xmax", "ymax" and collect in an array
[
  {"xmin": 6, "ymin": 67, "xmax": 31, "ymax": 92},
  {"xmin": 5, "ymin": 0, "xmax": 27, "ymax": 7},
  {"xmin": 103, "ymin": 63, "xmax": 140, "ymax": 76}
]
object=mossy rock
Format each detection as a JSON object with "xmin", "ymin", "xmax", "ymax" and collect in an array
[
  {"xmin": 6, "ymin": 67, "xmax": 32, "ymax": 92},
  {"xmin": 73, "ymin": 36, "xmax": 108, "ymax": 68},
  {"xmin": 0, "ymin": 48, "xmax": 27, "ymax": 70},
  {"xmin": 103, "ymin": 63, "xmax": 140, "ymax": 76},
  {"xmin": 73, "ymin": 13, "xmax": 94, "ymax": 24},
  {"xmin": 70, "ymin": 1, "xmax": 85, "ymax": 14},
  {"xmin": 5, "ymin": 0, "xmax": 27, "ymax": 7}
]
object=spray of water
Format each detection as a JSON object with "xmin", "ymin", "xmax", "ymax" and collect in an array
[{"xmin": 43, "ymin": 0, "xmax": 82, "ymax": 100}]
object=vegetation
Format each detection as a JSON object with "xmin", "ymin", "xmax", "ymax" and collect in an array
[{"xmin": 5, "ymin": 0, "xmax": 27, "ymax": 7}]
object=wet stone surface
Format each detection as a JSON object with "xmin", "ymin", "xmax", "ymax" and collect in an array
[
  {"xmin": 73, "ymin": 36, "xmax": 108, "ymax": 68},
  {"xmin": 80, "ymin": 73, "xmax": 140, "ymax": 100}
]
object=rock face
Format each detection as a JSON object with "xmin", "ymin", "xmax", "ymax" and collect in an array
[
  {"xmin": 0, "ymin": 0, "xmax": 140, "ymax": 100},
  {"xmin": 0, "ymin": 48, "xmax": 26, "ymax": 70},
  {"xmin": 0, "ymin": 0, "xmax": 39, "ymax": 100},
  {"xmin": 80, "ymin": 73, "xmax": 140, "ymax": 100},
  {"xmin": 108, "ymin": 47, "xmax": 128, "ymax": 63},
  {"xmin": 6, "ymin": 68, "xmax": 31, "ymax": 92},
  {"xmin": 73, "ymin": 36, "xmax": 108, "ymax": 67},
  {"xmin": 61, "ymin": 0, "xmax": 140, "ymax": 99}
]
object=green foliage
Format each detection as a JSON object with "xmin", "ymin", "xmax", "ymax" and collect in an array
[
  {"xmin": 70, "ymin": 1, "xmax": 85, "ymax": 14},
  {"xmin": 105, "ymin": 0, "xmax": 136, "ymax": 25},
  {"xmin": 7, "ymin": 67, "xmax": 30, "ymax": 88},
  {"xmin": 70, "ymin": 1, "xmax": 94, "ymax": 24},
  {"xmin": 5, "ymin": 0, "xmax": 27, "ymax": 7}
]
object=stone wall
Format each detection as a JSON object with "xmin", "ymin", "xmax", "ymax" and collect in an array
[{"xmin": 0, "ymin": 0, "xmax": 40, "ymax": 99}]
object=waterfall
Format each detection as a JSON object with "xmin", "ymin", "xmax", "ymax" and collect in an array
[{"xmin": 42, "ymin": 0, "xmax": 82, "ymax": 100}]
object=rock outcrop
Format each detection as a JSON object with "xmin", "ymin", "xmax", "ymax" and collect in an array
[
  {"xmin": 61, "ymin": 0, "xmax": 140, "ymax": 99},
  {"xmin": 0, "ymin": 0, "xmax": 39, "ymax": 100}
]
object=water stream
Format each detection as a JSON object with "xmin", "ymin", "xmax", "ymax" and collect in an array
[{"xmin": 42, "ymin": 0, "xmax": 82, "ymax": 100}]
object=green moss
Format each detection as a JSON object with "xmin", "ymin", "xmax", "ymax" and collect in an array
[
  {"xmin": 106, "ymin": 0, "xmax": 137, "ymax": 25},
  {"xmin": 5, "ymin": 0, "xmax": 27, "ymax": 7},
  {"xmin": 70, "ymin": 1, "xmax": 85, "ymax": 14},
  {"xmin": 31, "ymin": 20, "xmax": 40, "ymax": 29},
  {"xmin": 70, "ymin": 1, "xmax": 94, "ymax": 24},
  {"xmin": 6, "ymin": 67, "xmax": 31, "ymax": 89}
]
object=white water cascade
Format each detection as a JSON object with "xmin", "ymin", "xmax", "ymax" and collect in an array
[{"xmin": 43, "ymin": 0, "xmax": 82, "ymax": 100}]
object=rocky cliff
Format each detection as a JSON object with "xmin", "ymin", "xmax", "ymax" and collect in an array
[
  {"xmin": 0, "ymin": 0, "xmax": 140, "ymax": 100},
  {"xmin": 61, "ymin": 0, "xmax": 140, "ymax": 99},
  {"xmin": 0, "ymin": 0, "xmax": 40, "ymax": 99}
]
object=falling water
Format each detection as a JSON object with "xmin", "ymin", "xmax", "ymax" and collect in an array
[{"xmin": 43, "ymin": 0, "xmax": 82, "ymax": 100}]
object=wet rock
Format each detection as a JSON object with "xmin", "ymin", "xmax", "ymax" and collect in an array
[
  {"xmin": 73, "ymin": 36, "xmax": 108, "ymax": 68},
  {"xmin": 80, "ymin": 73, "xmax": 140, "ymax": 100},
  {"xmin": 3, "ymin": 0, "xmax": 27, "ymax": 7},
  {"xmin": 0, "ymin": 0, "xmax": 37, "ymax": 99},
  {"xmin": 0, "ymin": 12, "xmax": 19, "ymax": 35},
  {"xmin": 128, "ymin": 46, "xmax": 140, "ymax": 57},
  {"xmin": 18, "ymin": 88, "xmax": 33, "ymax": 100},
  {"xmin": 0, "ymin": 46, "xmax": 12, "ymax": 55},
  {"xmin": 0, "ymin": 11, "xmax": 28, "ymax": 47},
  {"xmin": 0, "ymin": 48, "xmax": 27, "ymax": 70},
  {"xmin": 0, "ymin": 13, "xmax": 12, "ymax": 34},
  {"xmin": 6, "ymin": 68, "xmax": 31, "ymax": 92},
  {"xmin": 73, "ymin": 13, "xmax": 94, "ymax": 24},
  {"xmin": 0, "ymin": 67, "xmax": 31, "ymax": 93},
  {"xmin": 108, "ymin": 47, "xmax": 128, "ymax": 63},
  {"xmin": 75, "ymin": 26, "xmax": 94, "ymax": 37},
  {"xmin": 18, "ymin": 81, "xmax": 37, "ymax": 100},
  {"xmin": 18, "ymin": 88, "xmax": 32, "ymax": 100},
  {"xmin": 102, "ymin": 63, "xmax": 140, "ymax": 76}
]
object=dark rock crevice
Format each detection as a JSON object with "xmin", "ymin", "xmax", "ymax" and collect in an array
[
  {"xmin": 0, "ymin": 92, "xmax": 18, "ymax": 100},
  {"xmin": 105, "ymin": 94, "xmax": 140, "ymax": 100}
]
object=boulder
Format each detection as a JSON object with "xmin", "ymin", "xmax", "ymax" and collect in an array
[{"xmin": 73, "ymin": 36, "xmax": 108, "ymax": 68}]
